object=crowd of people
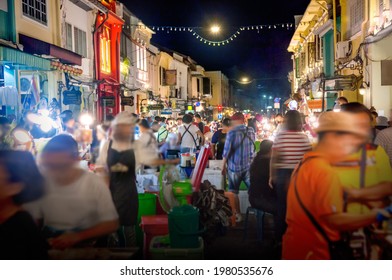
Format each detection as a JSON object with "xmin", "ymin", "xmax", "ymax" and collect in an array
[{"xmin": 0, "ymin": 99, "xmax": 392, "ymax": 260}]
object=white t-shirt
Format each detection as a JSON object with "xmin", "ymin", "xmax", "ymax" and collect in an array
[
  {"xmin": 25, "ymin": 171, "xmax": 118, "ymax": 231},
  {"xmin": 96, "ymin": 137, "xmax": 160, "ymax": 172},
  {"xmin": 178, "ymin": 124, "xmax": 200, "ymax": 149},
  {"xmin": 134, "ymin": 131, "xmax": 160, "ymax": 170}
]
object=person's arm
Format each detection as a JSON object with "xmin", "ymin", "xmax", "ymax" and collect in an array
[
  {"xmin": 221, "ymin": 132, "xmax": 232, "ymax": 175},
  {"xmin": 345, "ymin": 182, "xmax": 392, "ymax": 202},
  {"xmin": 211, "ymin": 144, "xmax": 217, "ymax": 159},
  {"xmin": 197, "ymin": 130, "xmax": 205, "ymax": 146},
  {"xmin": 269, "ymin": 148, "xmax": 279, "ymax": 189},
  {"xmin": 177, "ymin": 132, "xmax": 182, "ymax": 146},
  {"xmin": 95, "ymin": 141, "xmax": 110, "ymax": 185},
  {"xmin": 321, "ymin": 209, "xmax": 386, "ymax": 232},
  {"xmin": 50, "ymin": 220, "xmax": 119, "ymax": 250}
]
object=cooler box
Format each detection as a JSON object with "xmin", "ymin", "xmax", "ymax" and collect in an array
[
  {"xmin": 140, "ymin": 215, "xmax": 169, "ymax": 259},
  {"xmin": 149, "ymin": 235, "xmax": 204, "ymax": 260}
]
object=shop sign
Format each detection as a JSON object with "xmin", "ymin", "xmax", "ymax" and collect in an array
[
  {"xmin": 63, "ymin": 90, "xmax": 82, "ymax": 105},
  {"xmin": 101, "ymin": 96, "xmax": 115, "ymax": 107},
  {"xmin": 274, "ymin": 102, "xmax": 280, "ymax": 109},
  {"xmin": 172, "ymin": 109, "xmax": 181, "ymax": 113},
  {"xmin": 121, "ymin": 96, "xmax": 134, "ymax": 106},
  {"xmin": 148, "ymin": 104, "xmax": 164, "ymax": 110},
  {"xmin": 161, "ymin": 109, "xmax": 172, "ymax": 115},
  {"xmin": 307, "ymin": 99, "xmax": 323, "ymax": 110}
]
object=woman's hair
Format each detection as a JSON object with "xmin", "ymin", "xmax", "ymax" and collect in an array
[
  {"xmin": 0, "ymin": 150, "xmax": 45, "ymax": 204},
  {"xmin": 258, "ymin": 140, "xmax": 273, "ymax": 157},
  {"xmin": 284, "ymin": 110, "xmax": 303, "ymax": 131}
]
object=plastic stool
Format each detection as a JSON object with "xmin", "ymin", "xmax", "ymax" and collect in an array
[
  {"xmin": 243, "ymin": 207, "xmax": 265, "ymax": 241},
  {"xmin": 224, "ymin": 191, "xmax": 237, "ymax": 227}
]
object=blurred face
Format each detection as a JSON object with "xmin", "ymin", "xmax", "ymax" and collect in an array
[
  {"xmin": 324, "ymin": 132, "xmax": 364, "ymax": 161},
  {"xmin": 275, "ymin": 116, "xmax": 283, "ymax": 124},
  {"xmin": 112, "ymin": 124, "xmax": 134, "ymax": 142},
  {"xmin": 177, "ymin": 120, "xmax": 182, "ymax": 126},
  {"xmin": 66, "ymin": 119, "xmax": 75, "ymax": 129},
  {"xmin": 40, "ymin": 152, "xmax": 78, "ymax": 183},
  {"xmin": 353, "ymin": 112, "xmax": 372, "ymax": 141}
]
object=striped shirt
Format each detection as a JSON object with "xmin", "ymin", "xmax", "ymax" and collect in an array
[
  {"xmin": 375, "ymin": 127, "xmax": 392, "ymax": 167},
  {"xmin": 223, "ymin": 125, "xmax": 255, "ymax": 172},
  {"xmin": 273, "ymin": 130, "xmax": 312, "ymax": 169}
]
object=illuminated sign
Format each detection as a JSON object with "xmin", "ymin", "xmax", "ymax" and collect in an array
[{"xmin": 100, "ymin": 27, "xmax": 111, "ymax": 73}]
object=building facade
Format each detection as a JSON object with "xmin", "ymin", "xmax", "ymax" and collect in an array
[
  {"xmin": 1, "ymin": 0, "xmax": 85, "ymax": 118},
  {"xmin": 204, "ymin": 71, "xmax": 230, "ymax": 119},
  {"xmin": 93, "ymin": 0, "xmax": 123, "ymax": 121},
  {"xmin": 120, "ymin": 6, "xmax": 154, "ymax": 114},
  {"xmin": 340, "ymin": 0, "xmax": 392, "ymax": 116}
]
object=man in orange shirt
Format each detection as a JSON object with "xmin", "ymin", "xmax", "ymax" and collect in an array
[{"xmin": 282, "ymin": 111, "xmax": 391, "ymax": 260}]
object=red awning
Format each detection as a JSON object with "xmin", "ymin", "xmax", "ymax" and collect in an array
[{"xmin": 19, "ymin": 34, "xmax": 82, "ymax": 66}]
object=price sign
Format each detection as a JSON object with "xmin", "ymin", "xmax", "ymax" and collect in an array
[{"xmin": 63, "ymin": 90, "xmax": 82, "ymax": 105}]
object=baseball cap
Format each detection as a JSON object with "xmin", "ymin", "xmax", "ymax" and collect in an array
[
  {"xmin": 255, "ymin": 113, "xmax": 263, "ymax": 123},
  {"xmin": 231, "ymin": 112, "xmax": 245, "ymax": 122},
  {"xmin": 315, "ymin": 111, "xmax": 369, "ymax": 139}
]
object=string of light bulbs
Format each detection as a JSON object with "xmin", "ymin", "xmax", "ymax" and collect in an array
[
  {"xmin": 120, "ymin": 22, "xmax": 303, "ymax": 46},
  {"xmin": 147, "ymin": 23, "xmax": 295, "ymax": 45}
]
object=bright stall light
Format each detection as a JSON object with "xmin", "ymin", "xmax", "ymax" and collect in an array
[
  {"xmin": 80, "ymin": 113, "xmax": 93, "ymax": 127},
  {"xmin": 40, "ymin": 122, "xmax": 53, "ymax": 133},
  {"xmin": 13, "ymin": 129, "xmax": 31, "ymax": 144}
]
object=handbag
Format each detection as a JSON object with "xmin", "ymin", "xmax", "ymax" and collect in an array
[{"xmin": 293, "ymin": 158, "xmax": 354, "ymax": 260}]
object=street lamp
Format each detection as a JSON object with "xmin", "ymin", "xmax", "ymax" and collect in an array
[
  {"xmin": 210, "ymin": 25, "xmax": 221, "ymax": 34},
  {"xmin": 263, "ymin": 95, "xmax": 267, "ymax": 98},
  {"xmin": 241, "ymin": 77, "xmax": 249, "ymax": 83}
]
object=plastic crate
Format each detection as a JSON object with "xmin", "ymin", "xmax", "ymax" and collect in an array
[
  {"xmin": 149, "ymin": 235, "xmax": 204, "ymax": 260},
  {"xmin": 141, "ymin": 215, "xmax": 169, "ymax": 259}
]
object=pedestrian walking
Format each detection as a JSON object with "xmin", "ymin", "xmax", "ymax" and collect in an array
[
  {"xmin": 222, "ymin": 112, "xmax": 255, "ymax": 222},
  {"xmin": 269, "ymin": 110, "xmax": 312, "ymax": 243}
]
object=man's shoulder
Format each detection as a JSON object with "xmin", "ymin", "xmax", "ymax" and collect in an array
[{"xmin": 377, "ymin": 127, "xmax": 392, "ymax": 138}]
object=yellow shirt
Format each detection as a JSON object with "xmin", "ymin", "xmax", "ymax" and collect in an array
[{"xmin": 333, "ymin": 144, "xmax": 392, "ymax": 214}]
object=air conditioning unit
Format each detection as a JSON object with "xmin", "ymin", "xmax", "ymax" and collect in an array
[{"xmin": 336, "ymin": 40, "xmax": 353, "ymax": 59}]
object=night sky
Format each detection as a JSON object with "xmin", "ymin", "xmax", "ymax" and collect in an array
[{"xmin": 125, "ymin": 0, "xmax": 310, "ymax": 101}]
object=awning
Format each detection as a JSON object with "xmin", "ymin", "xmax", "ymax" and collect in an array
[
  {"xmin": 0, "ymin": 46, "xmax": 51, "ymax": 70},
  {"xmin": 19, "ymin": 34, "xmax": 82, "ymax": 66}
]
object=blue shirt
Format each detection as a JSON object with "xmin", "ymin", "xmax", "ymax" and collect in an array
[{"xmin": 223, "ymin": 125, "xmax": 255, "ymax": 172}]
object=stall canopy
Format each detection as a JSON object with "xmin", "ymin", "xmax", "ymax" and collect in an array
[
  {"xmin": 19, "ymin": 34, "xmax": 82, "ymax": 66},
  {"xmin": 0, "ymin": 46, "xmax": 51, "ymax": 70}
]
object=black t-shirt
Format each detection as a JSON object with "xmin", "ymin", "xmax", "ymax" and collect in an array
[
  {"xmin": 0, "ymin": 211, "xmax": 48, "ymax": 260},
  {"xmin": 211, "ymin": 129, "xmax": 227, "ymax": 160},
  {"xmin": 249, "ymin": 156, "xmax": 276, "ymax": 214}
]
